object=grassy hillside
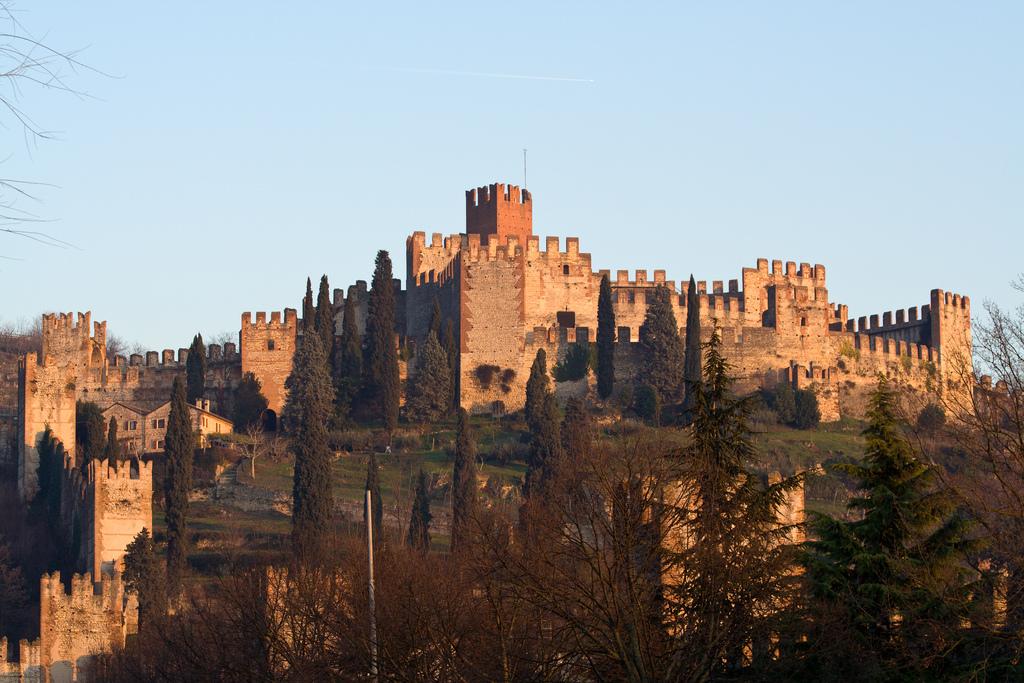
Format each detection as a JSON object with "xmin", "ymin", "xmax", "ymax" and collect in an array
[{"xmin": 156, "ymin": 416, "xmax": 869, "ymax": 574}]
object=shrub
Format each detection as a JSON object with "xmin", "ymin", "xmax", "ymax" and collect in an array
[
  {"xmin": 633, "ymin": 384, "xmax": 660, "ymax": 425},
  {"xmin": 917, "ymin": 403, "xmax": 946, "ymax": 434},
  {"xmin": 474, "ymin": 364, "xmax": 501, "ymax": 389},
  {"xmin": 553, "ymin": 343, "xmax": 592, "ymax": 382},
  {"xmin": 499, "ymin": 369, "xmax": 516, "ymax": 393},
  {"xmin": 793, "ymin": 389, "xmax": 821, "ymax": 430},
  {"xmin": 771, "ymin": 382, "xmax": 797, "ymax": 425}
]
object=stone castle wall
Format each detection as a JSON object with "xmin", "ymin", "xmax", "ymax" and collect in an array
[
  {"xmin": 58, "ymin": 457, "xmax": 154, "ymax": 578},
  {"xmin": 240, "ymin": 309, "xmax": 297, "ymax": 416},
  {"xmin": 404, "ymin": 183, "xmax": 973, "ymax": 419},
  {"xmin": 0, "ymin": 571, "xmax": 138, "ymax": 682}
]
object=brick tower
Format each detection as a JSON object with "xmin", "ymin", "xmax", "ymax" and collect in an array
[{"xmin": 465, "ymin": 182, "xmax": 532, "ymax": 247}]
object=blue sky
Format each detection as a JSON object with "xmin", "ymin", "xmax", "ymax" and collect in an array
[{"xmin": 2, "ymin": 2, "xmax": 1021, "ymax": 350}]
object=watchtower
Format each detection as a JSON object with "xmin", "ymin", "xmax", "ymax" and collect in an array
[{"xmin": 466, "ymin": 182, "xmax": 532, "ymax": 248}]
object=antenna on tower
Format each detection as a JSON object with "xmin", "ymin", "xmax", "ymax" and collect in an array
[{"xmin": 523, "ymin": 148, "xmax": 528, "ymax": 188}]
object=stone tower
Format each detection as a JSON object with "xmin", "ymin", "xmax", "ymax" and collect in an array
[
  {"xmin": 465, "ymin": 182, "xmax": 532, "ymax": 247},
  {"xmin": 240, "ymin": 309, "xmax": 297, "ymax": 420}
]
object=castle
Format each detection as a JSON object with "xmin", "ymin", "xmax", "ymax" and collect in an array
[
  {"xmin": 2, "ymin": 455, "xmax": 151, "ymax": 681},
  {"xmin": 13, "ymin": 181, "xmax": 972, "ymax": 499},
  {"xmin": 405, "ymin": 182, "xmax": 972, "ymax": 417}
]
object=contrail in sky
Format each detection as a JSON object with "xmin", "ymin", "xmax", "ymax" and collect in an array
[{"xmin": 378, "ymin": 66, "xmax": 595, "ymax": 83}]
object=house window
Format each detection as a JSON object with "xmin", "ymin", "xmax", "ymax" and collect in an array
[
  {"xmin": 151, "ymin": 419, "xmax": 157, "ymax": 429},
  {"xmin": 151, "ymin": 440, "xmax": 157, "ymax": 449},
  {"xmin": 157, "ymin": 418, "xmax": 166, "ymax": 429},
  {"xmin": 128, "ymin": 420, "xmax": 137, "ymax": 431},
  {"xmin": 202, "ymin": 417, "xmax": 208, "ymax": 427},
  {"xmin": 267, "ymin": 339, "xmax": 276, "ymax": 351},
  {"xmin": 158, "ymin": 440, "xmax": 165, "ymax": 449}
]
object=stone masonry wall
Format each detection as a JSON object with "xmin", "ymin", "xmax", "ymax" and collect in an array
[{"xmin": 240, "ymin": 309, "xmax": 297, "ymax": 416}]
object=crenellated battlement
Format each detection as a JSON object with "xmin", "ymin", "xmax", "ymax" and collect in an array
[
  {"xmin": 466, "ymin": 182, "xmax": 531, "ymax": 209},
  {"xmin": 466, "ymin": 181, "xmax": 533, "ymax": 248},
  {"xmin": 241, "ymin": 308, "xmax": 299, "ymax": 330},
  {"xmin": 748, "ymin": 257, "xmax": 827, "ymax": 283},
  {"xmin": 41, "ymin": 310, "xmax": 107, "ymax": 370},
  {"xmin": 846, "ymin": 305, "xmax": 931, "ymax": 334}
]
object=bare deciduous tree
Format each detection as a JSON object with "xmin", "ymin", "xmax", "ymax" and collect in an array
[{"xmin": 0, "ymin": 2, "xmax": 101, "ymax": 257}]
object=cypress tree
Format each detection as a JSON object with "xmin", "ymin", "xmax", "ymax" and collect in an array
[
  {"xmin": 186, "ymin": 333, "xmax": 207, "ymax": 404},
  {"xmin": 526, "ymin": 393, "xmax": 563, "ymax": 497},
  {"xmin": 164, "ymin": 376, "xmax": 193, "ymax": 594},
  {"xmin": 407, "ymin": 469, "xmax": 432, "ymax": 553},
  {"xmin": 682, "ymin": 275, "xmax": 702, "ymax": 419},
  {"xmin": 314, "ymin": 274, "xmax": 335, "ymax": 364},
  {"xmin": 286, "ymin": 332, "xmax": 335, "ymax": 562},
  {"xmin": 451, "ymin": 408, "xmax": 477, "ymax": 554},
  {"xmin": 364, "ymin": 451, "xmax": 383, "ymax": 544},
  {"xmin": 302, "ymin": 277, "xmax": 315, "ymax": 335},
  {"xmin": 365, "ymin": 250, "xmax": 400, "ymax": 432},
  {"xmin": 597, "ymin": 273, "xmax": 616, "ymax": 400},
  {"xmin": 802, "ymin": 376, "xmax": 978, "ymax": 678},
  {"xmin": 405, "ymin": 331, "xmax": 452, "ymax": 423},
  {"xmin": 0, "ymin": 538, "xmax": 27, "ymax": 637},
  {"xmin": 561, "ymin": 396, "xmax": 592, "ymax": 461},
  {"xmin": 442, "ymin": 319, "xmax": 458, "ymax": 407},
  {"xmin": 76, "ymin": 401, "xmax": 105, "ymax": 466},
  {"xmin": 639, "ymin": 285, "xmax": 685, "ymax": 405},
  {"xmin": 103, "ymin": 416, "xmax": 121, "ymax": 462},
  {"xmin": 428, "ymin": 295, "xmax": 443, "ymax": 339},
  {"xmin": 232, "ymin": 372, "xmax": 269, "ymax": 432},
  {"xmin": 335, "ymin": 293, "xmax": 363, "ymax": 419},
  {"xmin": 34, "ymin": 428, "xmax": 63, "ymax": 532},
  {"xmin": 525, "ymin": 349, "xmax": 550, "ymax": 432},
  {"xmin": 123, "ymin": 527, "xmax": 167, "ymax": 634}
]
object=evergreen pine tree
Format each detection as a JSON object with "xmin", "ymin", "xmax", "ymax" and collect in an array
[
  {"xmin": 286, "ymin": 332, "xmax": 335, "ymax": 562},
  {"xmin": 103, "ymin": 416, "xmax": 121, "ymax": 462},
  {"xmin": 163, "ymin": 376, "xmax": 193, "ymax": 594},
  {"xmin": 186, "ymin": 333, "xmax": 207, "ymax": 403},
  {"xmin": 405, "ymin": 332, "xmax": 452, "ymax": 423},
  {"xmin": 802, "ymin": 376, "xmax": 978, "ymax": 678},
  {"xmin": 123, "ymin": 527, "xmax": 167, "ymax": 634},
  {"xmin": 302, "ymin": 277, "xmax": 315, "ymax": 335},
  {"xmin": 233, "ymin": 372, "xmax": 269, "ymax": 432},
  {"xmin": 428, "ymin": 295, "xmax": 443, "ymax": 339},
  {"xmin": 640, "ymin": 285, "xmax": 685, "ymax": 405},
  {"xmin": 525, "ymin": 349, "xmax": 550, "ymax": 432},
  {"xmin": 364, "ymin": 250, "xmax": 400, "ymax": 432},
  {"xmin": 561, "ymin": 396, "xmax": 592, "ymax": 461},
  {"xmin": 673, "ymin": 331, "xmax": 803, "ymax": 680},
  {"xmin": 597, "ymin": 273, "xmax": 616, "ymax": 399},
  {"xmin": 451, "ymin": 408, "xmax": 477, "ymax": 554},
  {"xmin": 407, "ymin": 469, "xmax": 431, "ymax": 553},
  {"xmin": 364, "ymin": 451, "xmax": 383, "ymax": 544},
  {"xmin": 335, "ymin": 293, "xmax": 363, "ymax": 420},
  {"xmin": 682, "ymin": 275, "xmax": 702, "ymax": 419},
  {"xmin": 314, "ymin": 274, "xmax": 335, "ymax": 364}
]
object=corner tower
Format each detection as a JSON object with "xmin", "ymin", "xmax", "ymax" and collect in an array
[{"xmin": 466, "ymin": 182, "xmax": 532, "ymax": 247}]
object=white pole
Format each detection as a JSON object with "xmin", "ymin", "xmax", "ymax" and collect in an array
[{"xmin": 366, "ymin": 488, "xmax": 378, "ymax": 682}]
